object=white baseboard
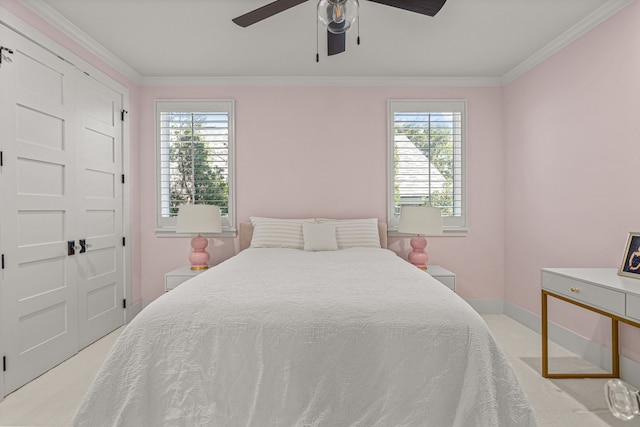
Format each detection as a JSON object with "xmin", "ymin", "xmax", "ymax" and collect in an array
[
  {"xmin": 504, "ymin": 300, "xmax": 640, "ymax": 389},
  {"xmin": 465, "ymin": 298, "xmax": 504, "ymax": 314},
  {"xmin": 142, "ymin": 298, "xmax": 157, "ymax": 310},
  {"xmin": 621, "ymin": 357, "xmax": 640, "ymax": 391},
  {"xmin": 126, "ymin": 301, "xmax": 143, "ymax": 323}
]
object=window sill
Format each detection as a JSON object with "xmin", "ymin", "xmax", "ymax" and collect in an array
[
  {"xmin": 387, "ymin": 227, "xmax": 468, "ymax": 237},
  {"xmin": 155, "ymin": 229, "xmax": 237, "ymax": 238}
]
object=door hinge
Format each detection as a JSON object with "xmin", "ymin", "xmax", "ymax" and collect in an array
[
  {"xmin": 122, "ymin": 299, "xmax": 127, "ymax": 309},
  {"xmin": 0, "ymin": 150, "xmax": 3, "ymax": 167},
  {"xmin": 3, "ymin": 356, "xmax": 6, "ymax": 372},
  {"xmin": 121, "ymin": 109, "xmax": 128, "ymax": 122},
  {"xmin": 1, "ymin": 254, "xmax": 4, "ymax": 269},
  {"xmin": 122, "ymin": 237, "xmax": 126, "ymax": 247},
  {"xmin": 0, "ymin": 46, "xmax": 14, "ymax": 66},
  {"xmin": 121, "ymin": 174, "xmax": 125, "ymax": 184}
]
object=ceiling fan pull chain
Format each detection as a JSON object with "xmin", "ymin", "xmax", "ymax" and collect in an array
[{"xmin": 316, "ymin": 17, "xmax": 320, "ymax": 62}]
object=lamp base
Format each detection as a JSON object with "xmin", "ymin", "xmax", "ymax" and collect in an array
[
  {"xmin": 407, "ymin": 235, "xmax": 429, "ymax": 270},
  {"xmin": 189, "ymin": 235, "xmax": 210, "ymax": 270}
]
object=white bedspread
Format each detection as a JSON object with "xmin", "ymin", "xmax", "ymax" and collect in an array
[{"xmin": 74, "ymin": 248, "xmax": 537, "ymax": 427}]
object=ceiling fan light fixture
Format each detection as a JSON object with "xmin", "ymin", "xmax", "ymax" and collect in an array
[{"xmin": 317, "ymin": 0, "xmax": 359, "ymax": 34}]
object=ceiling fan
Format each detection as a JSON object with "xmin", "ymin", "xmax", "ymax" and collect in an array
[{"xmin": 233, "ymin": 0, "xmax": 447, "ymax": 59}]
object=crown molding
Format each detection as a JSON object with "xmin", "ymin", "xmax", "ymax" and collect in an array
[
  {"xmin": 20, "ymin": 0, "xmax": 143, "ymax": 85},
  {"xmin": 141, "ymin": 75, "xmax": 503, "ymax": 87},
  {"xmin": 501, "ymin": 0, "xmax": 634, "ymax": 85}
]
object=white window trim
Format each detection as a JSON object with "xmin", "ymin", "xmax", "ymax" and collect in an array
[
  {"xmin": 154, "ymin": 99, "xmax": 236, "ymax": 236},
  {"xmin": 387, "ymin": 99, "xmax": 467, "ymax": 234}
]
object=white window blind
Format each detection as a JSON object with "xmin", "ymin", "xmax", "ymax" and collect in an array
[
  {"xmin": 156, "ymin": 100, "xmax": 235, "ymax": 231},
  {"xmin": 388, "ymin": 100, "xmax": 466, "ymax": 230}
]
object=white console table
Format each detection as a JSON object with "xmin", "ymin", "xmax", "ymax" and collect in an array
[{"xmin": 541, "ymin": 268, "xmax": 640, "ymax": 379}]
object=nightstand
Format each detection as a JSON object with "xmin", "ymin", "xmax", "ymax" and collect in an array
[
  {"xmin": 164, "ymin": 265, "xmax": 206, "ymax": 291},
  {"xmin": 426, "ymin": 265, "xmax": 456, "ymax": 291}
]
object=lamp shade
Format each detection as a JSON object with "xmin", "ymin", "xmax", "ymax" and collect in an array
[
  {"xmin": 398, "ymin": 206, "xmax": 443, "ymax": 236},
  {"xmin": 176, "ymin": 205, "xmax": 222, "ymax": 234}
]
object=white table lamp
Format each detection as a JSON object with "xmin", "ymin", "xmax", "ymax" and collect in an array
[
  {"xmin": 398, "ymin": 206, "xmax": 443, "ymax": 269},
  {"xmin": 177, "ymin": 205, "xmax": 222, "ymax": 270}
]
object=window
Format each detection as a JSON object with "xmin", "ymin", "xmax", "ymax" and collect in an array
[
  {"xmin": 388, "ymin": 100, "xmax": 466, "ymax": 231},
  {"xmin": 156, "ymin": 100, "xmax": 235, "ymax": 232}
]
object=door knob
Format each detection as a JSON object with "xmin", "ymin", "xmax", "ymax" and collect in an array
[{"xmin": 67, "ymin": 240, "xmax": 75, "ymax": 256}]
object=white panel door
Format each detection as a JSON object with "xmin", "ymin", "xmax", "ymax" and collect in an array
[
  {"xmin": 76, "ymin": 73, "xmax": 124, "ymax": 349},
  {"xmin": 0, "ymin": 27, "xmax": 80, "ymax": 394}
]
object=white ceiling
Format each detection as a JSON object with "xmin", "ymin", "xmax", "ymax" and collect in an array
[{"xmin": 21, "ymin": 0, "xmax": 633, "ymax": 84}]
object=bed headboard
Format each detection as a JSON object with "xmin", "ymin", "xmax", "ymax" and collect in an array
[{"xmin": 239, "ymin": 221, "xmax": 388, "ymax": 251}]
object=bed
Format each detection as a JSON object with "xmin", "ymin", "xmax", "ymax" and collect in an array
[{"xmin": 73, "ymin": 218, "xmax": 537, "ymax": 426}]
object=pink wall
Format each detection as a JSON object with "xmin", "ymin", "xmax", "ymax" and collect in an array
[
  {"xmin": 503, "ymin": 2, "xmax": 640, "ymax": 361},
  {"xmin": 139, "ymin": 86, "xmax": 505, "ymax": 301},
  {"xmin": 0, "ymin": 0, "xmax": 143, "ymax": 303}
]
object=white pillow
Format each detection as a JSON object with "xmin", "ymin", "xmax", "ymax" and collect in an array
[
  {"xmin": 316, "ymin": 218, "xmax": 381, "ymax": 249},
  {"xmin": 303, "ymin": 223, "xmax": 338, "ymax": 251},
  {"xmin": 250, "ymin": 217, "xmax": 314, "ymax": 249}
]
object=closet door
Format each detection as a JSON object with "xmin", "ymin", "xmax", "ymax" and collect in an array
[
  {"xmin": 0, "ymin": 27, "xmax": 80, "ymax": 394},
  {"xmin": 76, "ymin": 73, "xmax": 125, "ymax": 349}
]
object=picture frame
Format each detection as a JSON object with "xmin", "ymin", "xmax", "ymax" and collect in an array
[{"xmin": 618, "ymin": 232, "xmax": 640, "ymax": 278}]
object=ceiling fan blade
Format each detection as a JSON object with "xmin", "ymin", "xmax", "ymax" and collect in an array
[
  {"xmin": 327, "ymin": 31, "xmax": 346, "ymax": 56},
  {"xmin": 233, "ymin": 0, "xmax": 308, "ymax": 27},
  {"xmin": 367, "ymin": 0, "xmax": 447, "ymax": 17}
]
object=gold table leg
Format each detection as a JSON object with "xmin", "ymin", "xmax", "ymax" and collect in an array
[
  {"xmin": 612, "ymin": 318, "xmax": 620, "ymax": 378},
  {"xmin": 541, "ymin": 290, "xmax": 620, "ymax": 379},
  {"xmin": 542, "ymin": 291, "xmax": 549, "ymax": 377}
]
